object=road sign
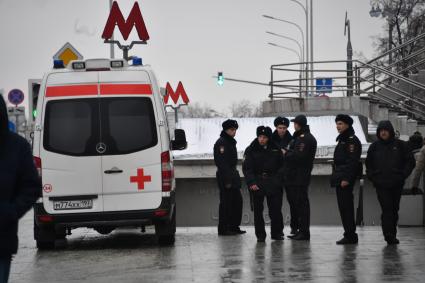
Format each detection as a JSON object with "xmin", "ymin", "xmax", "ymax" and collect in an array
[
  {"xmin": 53, "ymin": 42, "xmax": 83, "ymax": 67},
  {"xmin": 316, "ymin": 78, "xmax": 333, "ymax": 93},
  {"xmin": 8, "ymin": 89, "xmax": 25, "ymax": 106},
  {"xmin": 8, "ymin": 121, "xmax": 16, "ymax": 133},
  {"xmin": 102, "ymin": 1, "xmax": 150, "ymax": 41},
  {"xmin": 164, "ymin": 82, "xmax": 189, "ymax": 107}
]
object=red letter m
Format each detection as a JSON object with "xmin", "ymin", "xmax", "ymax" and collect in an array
[
  {"xmin": 102, "ymin": 1, "xmax": 150, "ymax": 41},
  {"xmin": 164, "ymin": 82, "xmax": 190, "ymax": 105}
]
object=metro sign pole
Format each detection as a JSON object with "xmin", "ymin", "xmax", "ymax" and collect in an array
[
  {"xmin": 164, "ymin": 82, "xmax": 190, "ymax": 124},
  {"xmin": 102, "ymin": 1, "xmax": 150, "ymax": 61}
]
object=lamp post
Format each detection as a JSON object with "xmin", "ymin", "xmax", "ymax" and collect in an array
[
  {"xmin": 266, "ymin": 31, "xmax": 304, "ymax": 63},
  {"xmin": 268, "ymin": 42, "xmax": 304, "ymax": 97},
  {"xmin": 369, "ymin": 2, "xmax": 394, "ymax": 69},
  {"xmin": 263, "ymin": 14, "xmax": 308, "ymax": 97}
]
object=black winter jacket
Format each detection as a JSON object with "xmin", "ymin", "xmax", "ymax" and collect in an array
[
  {"xmin": 366, "ymin": 121, "xmax": 415, "ymax": 189},
  {"xmin": 272, "ymin": 130, "xmax": 293, "ymax": 150},
  {"xmin": 330, "ymin": 127, "xmax": 362, "ymax": 187},
  {"xmin": 283, "ymin": 126, "xmax": 317, "ymax": 187},
  {"xmin": 213, "ymin": 131, "xmax": 241, "ymax": 188},
  {"xmin": 0, "ymin": 96, "xmax": 41, "ymax": 257},
  {"xmin": 243, "ymin": 139, "xmax": 284, "ymax": 195}
]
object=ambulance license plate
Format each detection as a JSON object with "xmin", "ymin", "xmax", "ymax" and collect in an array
[{"xmin": 53, "ymin": 200, "xmax": 93, "ymax": 210}]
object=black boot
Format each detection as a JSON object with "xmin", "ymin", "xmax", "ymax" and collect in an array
[
  {"xmin": 385, "ymin": 236, "xmax": 400, "ymax": 245},
  {"xmin": 336, "ymin": 237, "xmax": 358, "ymax": 245},
  {"xmin": 290, "ymin": 232, "xmax": 310, "ymax": 241}
]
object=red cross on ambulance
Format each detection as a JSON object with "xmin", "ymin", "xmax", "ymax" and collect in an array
[{"xmin": 130, "ymin": 168, "xmax": 152, "ymax": 190}]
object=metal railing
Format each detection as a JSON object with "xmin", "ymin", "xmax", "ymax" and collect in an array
[{"xmin": 269, "ymin": 33, "xmax": 425, "ymax": 119}]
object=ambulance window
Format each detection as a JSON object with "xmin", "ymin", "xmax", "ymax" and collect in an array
[
  {"xmin": 101, "ymin": 98, "xmax": 157, "ymax": 154},
  {"xmin": 44, "ymin": 99, "xmax": 99, "ymax": 156}
]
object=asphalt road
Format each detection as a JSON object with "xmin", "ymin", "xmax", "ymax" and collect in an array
[{"xmin": 8, "ymin": 211, "xmax": 425, "ymax": 282}]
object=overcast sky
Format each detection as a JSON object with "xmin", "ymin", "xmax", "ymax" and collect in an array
[{"xmin": 0, "ymin": 0, "xmax": 387, "ymax": 113}]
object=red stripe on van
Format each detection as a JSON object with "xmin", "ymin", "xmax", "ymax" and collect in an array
[
  {"xmin": 100, "ymin": 84, "xmax": 153, "ymax": 95},
  {"xmin": 46, "ymin": 85, "xmax": 98, "ymax": 97}
]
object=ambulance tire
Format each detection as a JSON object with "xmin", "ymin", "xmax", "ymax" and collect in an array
[
  {"xmin": 34, "ymin": 218, "xmax": 65, "ymax": 250},
  {"xmin": 156, "ymin": 207, "xmax": 176, "ymax": 246}
]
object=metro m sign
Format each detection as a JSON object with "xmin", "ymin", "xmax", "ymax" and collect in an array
[
  {"xmin": 164, "ymin": 82, "xmax": 190, "ymax": 107},
  {"xmin": 102, "ymin": 1, "xmax": 150, "ymax": 41}
]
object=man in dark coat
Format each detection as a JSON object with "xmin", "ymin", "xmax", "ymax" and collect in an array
[
  {"xmin": 0, "ymin": 95, "xmax": 41, "ymax": 282},
  {"xmin": 331, "ymin": 114, "xmax": 362, "ymax": 245},
  {"xmin": 272, "ymin": 116, "xmax": 296, "ymax": 235},
  {"xmin": 243, "ymin": 126, "xmax": 284, "ymax": 242},
  {"xmin": 284, "ymin": 115, "xmax": 317, "ymax": 241},
  {"xmin": 214, "ymin": 119, "xmax": 244, "ymax": 236},
  {"xmin": 366, "ymin": 120, "xmax": 415, "ymax": 245}
]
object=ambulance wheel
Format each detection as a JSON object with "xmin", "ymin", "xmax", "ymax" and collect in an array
[
  {"xmin": 156, "ymin": 207, "xmax": 176, "ymax": 246},
  {"xmin": 34, "ymin": 218, "xmax": 64, "ymax": 250}
]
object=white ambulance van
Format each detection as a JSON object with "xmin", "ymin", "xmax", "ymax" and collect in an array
[{"xmin": 32, "ymin": 58, "xmax": 187, "ymax": 249}]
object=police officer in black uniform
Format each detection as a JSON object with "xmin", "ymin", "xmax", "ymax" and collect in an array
[
  {"xmin": 331, "ymin": 114, "xmax": 362, "ymax": 245},
  {"xmin": 243, "ymin": 126, "xmax": 284, "ymax": 242},
  {"xmin": 284, "ymin": 115, "xmax": 317, "ymax": 241},
  {"xmin": 366, "ymin": 120, "xmax": 415, "ymax": 245},
  {"xmin": 272, "ymin": 116, "xmax": 296, "ymax": 235},
  {"xmin": 214, "ymin": 119, "xmax": 245, "ymax": 236}
]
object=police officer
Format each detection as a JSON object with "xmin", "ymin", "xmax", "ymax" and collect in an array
[
  {"xmin": 366, "ymin": 120, "xmax": 415, "ymax": 245},
  {"xmin": 214, "ymin": 119, "xmax": 245, "ymax": 236},
  {"xmin": 284, "ymin": 115, "xmax": 317, "ymax": 241},
  {"xmin": 331, "ymin": 114, "xmax": 362, "ymax": 245},
  {"xmin": 243, "ymin": 126, "xmax": 284, "ymax": 242},
  {"xmin": 272, "ymin": 116, "xmax": 297, "ymax": 235}
]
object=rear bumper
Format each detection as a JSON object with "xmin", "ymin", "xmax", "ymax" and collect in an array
[{"xmin": 34, "ymin": 193, "xmax": 175, "ymax": 229}]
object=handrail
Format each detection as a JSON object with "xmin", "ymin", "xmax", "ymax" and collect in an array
[{"xmin": 366, "ymin": 32, "xmax": 425, "ymax": 65}]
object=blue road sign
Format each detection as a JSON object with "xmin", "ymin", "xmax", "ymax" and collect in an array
[
  {"xmin": 8, "ymin": 121, "xmax": 16, "ymax": 133},
  {"xmin": 316, "ymin": 78, "xmax": 333, "ymax": 93},
  {"xmin": 8, "ymin": 89, "xmax": 25, "ymax": 106}
]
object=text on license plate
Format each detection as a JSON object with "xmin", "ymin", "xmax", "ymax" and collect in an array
[{"xmin": 53, "ymin": 200, "xmax": 93, "ymax": 210}]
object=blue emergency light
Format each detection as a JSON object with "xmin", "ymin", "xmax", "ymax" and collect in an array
[
  {"xmin": 53, "ymin": 60, "xmax": 65, "ymax": 69},
  {"xmin": 132, "ymin": 57, "xmax": 143, "ymax": 66}
]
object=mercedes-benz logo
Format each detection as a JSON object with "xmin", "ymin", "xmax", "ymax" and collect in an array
[{"xmin": 96, "ymin": 142, "xmax": 107, "ymax": 154}]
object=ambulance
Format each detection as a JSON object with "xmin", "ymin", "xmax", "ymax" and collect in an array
[{"xmin": 32, "ymin": 58, "xmax": 187, "ymax": 249}]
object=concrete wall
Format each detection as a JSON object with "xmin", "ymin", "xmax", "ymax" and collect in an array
[
  {"xmin": 175, "ymin": 176, "xmax": 423, "ymax": 227},
  {"xmin": 174, "ymin": 159, "xmax": 424, "ymax": 227}
]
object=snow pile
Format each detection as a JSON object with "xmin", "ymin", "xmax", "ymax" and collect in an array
[{"xmin": 173, "ymin": 116, "xmax": 368, "ymax": 160}]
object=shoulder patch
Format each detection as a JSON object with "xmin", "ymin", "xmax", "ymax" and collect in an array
[
  {"xmin": 219, "ymin": 146, "xmax": 225, "ymax": 154},
  {"xmin": 348, "ymin": 144, "xmax": 356, "ymax": 153}
]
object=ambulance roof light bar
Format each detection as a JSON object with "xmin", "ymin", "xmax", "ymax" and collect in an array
[
  {"xmin": 53, "ymin": 60, "xmax": 65, "ymax": 69},
  {"xmin": 132, "ymin": 57, "xmax": 143, "ymax": 66}
]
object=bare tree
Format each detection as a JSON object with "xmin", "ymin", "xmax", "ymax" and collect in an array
[
  {"xmin": 371, "ymin": 0, "xmax": 425, "ymax": 74},
  {"xmin": 180, "ymin": 102, "xmax": 222, "ymax": 118}
]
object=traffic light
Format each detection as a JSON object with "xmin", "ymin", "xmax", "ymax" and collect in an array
[
  {"xmin": 217, "ymin": 72, "xmax": 224, "ymax": 86},
  {"xmin": 28, "ymin": 80, "xmax": 41, "ymax": 121}
]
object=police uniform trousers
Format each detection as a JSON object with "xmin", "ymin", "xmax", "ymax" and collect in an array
[
  {"xmin": 376, "ymin": 186, "xmax": 403, "ymax": 239},
  {"xmin": 294, "ymin": 185, "xmax": 310, "ymax": 235},
  {"xmin": 252, "ymin": 176, "xmax": 283, "ymax": 239},
  {"xmin": 284, "ymin": 185, "xmax": 299, "ymax": 232},
  {"xmin": 216, "ymin": 172, "xmax": 243, "ymax": 233},
  {"xmin": 336, "ymin": 185, "xmax": 357, "ymax": 238}
]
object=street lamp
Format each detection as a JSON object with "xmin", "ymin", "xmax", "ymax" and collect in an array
[
  {"xmin": 268, "ymin": 42, "xmax": 302, "ymax": 62},
  {"xmin": 268, "ymin": 42, "xmax": 304, "ymax": 98},
  {"xmin": 263, "ymin": 14, "xmax": 309, "ymax": 96},
  {"xmin": 266, "ymin": 31, "xmax": 304, "ymax": 63},
  {"xmin": 369, "ymin": 2, "xmax": 394, "ymax": 75}
]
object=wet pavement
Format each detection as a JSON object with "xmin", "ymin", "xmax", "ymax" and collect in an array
[{"xmin": 9, "ymin": 212, "xmax": 425, "ymax": 282}]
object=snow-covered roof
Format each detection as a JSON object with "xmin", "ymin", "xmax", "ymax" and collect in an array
[{"xmin": 173, "ymin": 116, "xmax": 368, "ymax": 160}]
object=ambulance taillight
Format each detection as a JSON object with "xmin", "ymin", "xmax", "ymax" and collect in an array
[{"xmin": 161, "ymin": 151, "xmax": 173, "ymax": 192}]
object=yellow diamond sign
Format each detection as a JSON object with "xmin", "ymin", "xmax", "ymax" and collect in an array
[{"xmin": 53, "ymin": 42, "xmax": 83, "ymax": 67}]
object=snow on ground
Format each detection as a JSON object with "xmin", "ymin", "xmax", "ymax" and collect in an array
[{"xmin": 174, "ymin": 116, "xmax": 368, "ymax": 160}]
